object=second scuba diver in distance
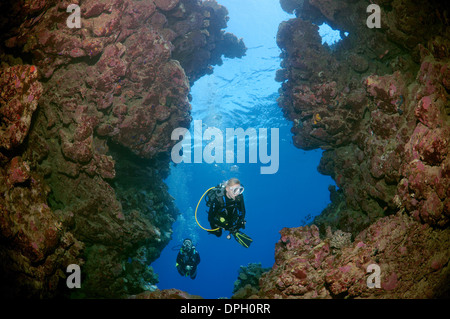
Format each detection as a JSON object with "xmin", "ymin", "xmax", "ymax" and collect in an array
[
  {"xmin": 205, "ymin": 178, "xmax": 253, "ymax": 248},
  {"xmin": 176, "ymin": 238, "xmax": 200, "ymax": 279}
]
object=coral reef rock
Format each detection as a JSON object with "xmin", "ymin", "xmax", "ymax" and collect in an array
[
  {"xmin": 277, "ymin": 0, "xmax": 449, "ymax": 235},
  {"xmin": 232, "ymin": 262, "xmax": 271, "ymax": 299},
  {"xmin": 131, "ymin": 288, "xmax": 203, "ymax": 299},
  {"xmin": 258, "ymin": 213, "xmax": 450, "ymax": 298},
  {"xmin": 0, "ymin": 0, "xmax": 245, "ymax": 298},
  {"xmin": 266, "ymin": 0, "xmax": 450, "ymax": 298}
]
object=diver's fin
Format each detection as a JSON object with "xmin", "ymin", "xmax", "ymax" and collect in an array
[{"xmin": 233, "ymin": 231, "xmax": 253, "ymax": 248}]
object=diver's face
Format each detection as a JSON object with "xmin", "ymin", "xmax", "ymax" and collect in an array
[
  {"xmin": 226, "ymin": 183, "xmax": 243, "ymax": 200},
  {"xmin": 183, "ymin": 240, "xmax": 192, "ymax": 251}
]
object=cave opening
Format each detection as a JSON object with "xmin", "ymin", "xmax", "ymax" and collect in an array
[{"xmin": 152, "ymin": 0, "xmax": 335, "ymax": 299}]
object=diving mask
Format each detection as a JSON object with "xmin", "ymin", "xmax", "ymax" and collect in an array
[
  {"xmin": 229, "ymin": 185, "xmax": 244, "ymax": 196},
  {"xmin": 182, "ymin": 239, "xmax": 192, "ymax": 251}
]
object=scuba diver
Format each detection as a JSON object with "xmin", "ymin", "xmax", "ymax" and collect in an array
[
  {"xmin": 176, "ymin": 238, "xmax": 200, "ymax": 279},
  {"xmin": 204, "ymin": 178, "xmax": 253, "ymax": 248}
]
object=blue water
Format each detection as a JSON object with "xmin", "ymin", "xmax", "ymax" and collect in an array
[{"xmin": 152, "ymin": 0, "xmax": 335, "ymax": 299}]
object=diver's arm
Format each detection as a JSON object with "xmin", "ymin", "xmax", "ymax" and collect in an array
[
  {"xmin": 177, "ymin": 253, "xmax": 186, "ymax": 269},
  {"xmin": 208, "ymin": 204, "xmax": 219, "ymax": 227},
  {"xmin": 195, "ymin": 251, "xmax": 200, "ymax": 265},
  {"xmin": 176, "ymin": 253, "xmax": 186, "ymax": 275},
  {"xmin": 209, "ymin": 194, "xmax": 226, "ymax": 227},
  {"xmin": 238, "ymin": 195, "xmax": 246, "ymax": 227},
  {"xmin": 240, "ymin": 195, "xmax": 246, "ymax": 217}
]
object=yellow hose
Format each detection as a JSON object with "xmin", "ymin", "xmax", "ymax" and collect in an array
[{"xmin": 195, "ymin": 186, "xmax": 221, "ymax": 232}]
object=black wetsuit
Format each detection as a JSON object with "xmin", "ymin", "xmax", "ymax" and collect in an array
[
  {"xmin": 206, "ymin": 186, "xmax": 246, "ymax": 237},
  {"xmin": 176, "ymin": 248, "xmax": 200, "ymax": 279}
]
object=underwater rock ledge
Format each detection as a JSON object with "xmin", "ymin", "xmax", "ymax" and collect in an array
[
  {"xmin": 0, "ymin": 0, "xmax": 245, "ymax": 298},
  {"xmin": 253, "ymin": 212, "xmax": 450, "ymax": 298},
  {"xmin": 262, "ymin": 0, "xmax": 450, "ymax": 298}
]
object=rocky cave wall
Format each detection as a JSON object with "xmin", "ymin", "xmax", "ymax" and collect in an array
[
  {"xmin": 243, "ymin": 0, "xmax": 449, "ymax": 299},
  {"xmin": 0, "ymin": 0, "xmax": 245, "ymax": 298}
]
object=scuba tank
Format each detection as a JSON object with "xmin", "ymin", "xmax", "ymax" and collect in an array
[{"xmin": 205, "ymin": 183, "xmax": 226, "ymax": 208}]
